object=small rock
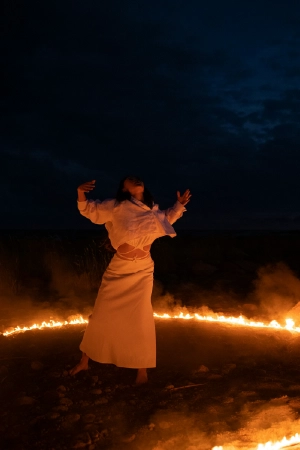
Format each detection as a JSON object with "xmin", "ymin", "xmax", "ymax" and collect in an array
[
  {"xmin": 48, "ymin": 412, "xmax": 60, "ymax": 419},
  {"xmin": 288, "ymin": 384, "xmax": 300, "ymax": 391},
  {"xmin": 57, "ymin": 385, "xmax": 67, "ymax": 393},
  {"xmin": 207, "ymin": 406, "xmax": 218, "ymax": 413},
  {"xmin": 49, "ymin": 371, "xmax": 61, "ymax": 378},
  {"xmin": 73, "ymin": 432, "xmax": 91, "ymax": 448},
  {"xmin": 53, "ymin": 405, "xmax": 69, "ymax": 412},
  {"xmin": 239, "ymin": 391, "xmax": 257, "ymax": 397},
  {"xmin": 62, "ymin": 413, "xmax": 81, "ymax": 429},
  {"xmin": 223, "ymin": 397, "xmax": 234, "ymax": 404},
  {"xmin": 148, "ymin": 423, "xmax": 155, "ymax": 431},
  {"xmin": 91, "ymin": 389, "xmax": 102, "ymax": 395},
  {"xmin": 19, "ymin": 396, "xmax": 36, "ymax": 405},
  {"xmin": 94, "ymin": 417, "xmax": 103, "ymax": 424},
  {"xmin": 197, "ymin": 365, "xmax": 210, "ymax": 373},
  {"xmin": 31, "ymin": 361, "xmax": 44, "ymax": 371},
  {"xmin": 121, "ymin": 434, "xmax": 136, "ymax": 443},
  {"xmin": 79, "ymin": 401, "xmax": 90, "ymax": 407},
  {"xmin": 83, "ymin": 424, "xmax": 98, "ymax": 433},
  {"xmin": 159, "ymin": 421, "xmax": 173, "ymax": 429},
  {"xmin": 99, "ymin": 429, "xmax": 108, "ymax": 438},
  {"xmin": 82, "ymin": 414, "xmax": 96, "ymax": 424},
  {"xmin": 165, "ymin": 385, "xmax": 175, "ymax": 390},
  {"xmin": 208, "ymin": 374, "xmax": 223, "ymax": 380},
  {"xmin": 222, "ymin": 364, "xmax": 236, "ymax": 375},
  {"xmin": 60, "ymin": 397, "xmax": 73, "ymax": 407}
]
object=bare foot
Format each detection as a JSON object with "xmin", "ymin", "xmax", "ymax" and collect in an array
[
  {"xmin": 135, "ymin": 368, "xmax": 148, "ymax": 385},
  {"xmin": 69, "ymin": 353, "xmax": 89, "ymax": 376}
]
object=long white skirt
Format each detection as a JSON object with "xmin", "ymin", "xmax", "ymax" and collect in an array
[{"xmin": 80, "ymin": 254, "xmax": 156, "ymax": 368}]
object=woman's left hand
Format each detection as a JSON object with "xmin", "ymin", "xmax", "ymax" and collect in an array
[{"xmin": 177, "ymin": 189, "xmax": 192, "ymax": 206}]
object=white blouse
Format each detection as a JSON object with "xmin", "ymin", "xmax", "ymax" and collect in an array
[{"xmin": 77, "ymin": 197, "xmax": 186, "ymax": 250}]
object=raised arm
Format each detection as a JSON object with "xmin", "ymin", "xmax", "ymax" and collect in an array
[
  {"xmin": 77, "ymin": 180, "xmax": 96, "ymax": 202},
  {"xmin": 77, "ymin": 180, "xmax": 114, "ymax": 224},
  {"xmin": 163, "ymin": 189, "xmax": 192, "ymax": 225}
]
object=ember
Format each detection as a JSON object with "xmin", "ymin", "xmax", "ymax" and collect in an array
[{"xmin": 1, "ymin": 310, "xmax": 300, "ymax": 337}]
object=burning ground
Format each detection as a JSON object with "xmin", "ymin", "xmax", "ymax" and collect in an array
[
  {"xmin": 2, "ymin": 317, "xmax": 300, "ymax": 449},
  {"xmin": 2, "ymin": 231, "xmax": 300, "ymax": 449}
]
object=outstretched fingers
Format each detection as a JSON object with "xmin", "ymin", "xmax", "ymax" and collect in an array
[
  {"xmin": 78, "ymin": 180, "xmax": 96, "ymax": 193},
  {"xmin": 177, "ymin": 189, "xmax": 192, "ymax": 206}
]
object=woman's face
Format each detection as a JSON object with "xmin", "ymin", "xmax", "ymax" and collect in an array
[{"xmin": 122, "ymin": 177, "xmax": 144, "ymax": 196}]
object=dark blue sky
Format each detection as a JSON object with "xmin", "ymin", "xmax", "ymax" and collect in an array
[{"xmin": 2, "ymin": 0, "xmax": 300, "ymax": 229}]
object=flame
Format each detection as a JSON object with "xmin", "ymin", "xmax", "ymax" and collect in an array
[
  {"xmin": 153, "ymin": 312, "xmax": 300, "ymax": 333},
  {"xmin": 2, "ymin": 315, "xmax": 88, "ymax": 336},
  {"xmin": 1, "ymin": 310, "xmax": 300, "ymax": 337},
  {"xmin": 212, "ymin": 431, "xmax": 300, "ymax": 449}
]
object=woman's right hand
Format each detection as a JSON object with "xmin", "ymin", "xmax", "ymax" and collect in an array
[{"xmin": 77, "ymin": 180, "xmax": 96, "ymax": 193}]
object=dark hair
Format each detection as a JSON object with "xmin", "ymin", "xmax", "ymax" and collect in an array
[{"xmin": 115, "ymin": 176, "xmax": 154, "ymax": 209}]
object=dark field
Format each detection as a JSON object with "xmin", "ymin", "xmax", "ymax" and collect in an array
[
  {"xmin": 2, "ymin": 229, "xmax": 300, "ymax": 325},
  {"xmin": 1, "ymin": 230, "xmax": 300, "ymax": 449}
]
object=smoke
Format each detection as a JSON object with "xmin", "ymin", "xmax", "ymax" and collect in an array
[
  {"xmin": 3, "ymin": 229, "xmax": 300, "ymax": 332},
  {"xmin": 143, "ymin": 397, "xmax": 300, "ymax": 450},
  {"xmin": 247, "ymin": 262, "xmax": 300, "ymax": 323},
  {"xmin": 212, "ymin": 397, "xmax": 300, "ymax": 449},
  {"xmin": 0, "ymin": 249, "xmax": 98, "ymax": 331},
  {"xmin": 152, "ymin": 280, "xmax": 184, "ymax": 314},
  {"xmin": 0, "ymin": 231, "xmax": 112, "ymax": 331},
  {"xmin": 152, "ymin": 260, "xmax": 300, "ymax": 328}
]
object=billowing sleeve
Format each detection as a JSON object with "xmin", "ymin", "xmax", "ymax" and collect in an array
[
  {"xmin": 161, "ymin": 201, "xmax": 187, "ymax": 225},
  {"xmin": 77, "ymin": 199, "xmax": 114, "ymax": 224}
]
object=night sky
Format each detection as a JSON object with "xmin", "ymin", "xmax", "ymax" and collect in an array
[{"xmin": 2, "ymin": 1, "xmax": 300, "ymax": 230}]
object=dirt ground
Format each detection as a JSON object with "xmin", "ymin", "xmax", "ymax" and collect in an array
[{"xmin": 2, "ymin": 319, "xmax": 300, "ymax": 450}]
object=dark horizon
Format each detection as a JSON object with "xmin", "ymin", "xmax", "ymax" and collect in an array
[{"xmin": 2, "ymin": 1, "xmax": 300, "ymax": 230}]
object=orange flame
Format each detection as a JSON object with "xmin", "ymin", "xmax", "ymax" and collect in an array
[
  {"xmin": 2, "ymin": 315, "xmax": 88, "ymax": 336},
  {"xmin": 1, "ymin": 310, "xmax": 300, "ymax": 337},
  {"xmin": 212, "ymin": 431, "xmax": 300, "ymax": 449},
  {"xmin": 153, "ymin": 312, "xmax": 300, "ymax": 333}
]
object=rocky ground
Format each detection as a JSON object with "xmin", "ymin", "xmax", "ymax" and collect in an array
[{"xmin": 2, "ymin": 320, "xmax": 300, "ymax": 450}]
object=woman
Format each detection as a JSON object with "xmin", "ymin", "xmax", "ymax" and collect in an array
[{"xmin": 70, "ymin": 176, "xmax": 191, "ymax": 384}]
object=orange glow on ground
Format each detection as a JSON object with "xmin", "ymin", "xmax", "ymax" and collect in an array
[
  {"xmin": 2, "ymin": 311, "xmax": 300, "ymax": 450},
  {"xmin": 213, "ymin": 431, "xmax": 300, "ymax": 449}
]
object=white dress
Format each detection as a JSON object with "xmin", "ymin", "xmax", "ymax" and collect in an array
[
  {"xmin": 80, "ymin": 246, "xmax": 156, "ymax": 368},
  {"xmin": 77, "ymin": 197, "xmax": 186, "ymax": 368}
]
